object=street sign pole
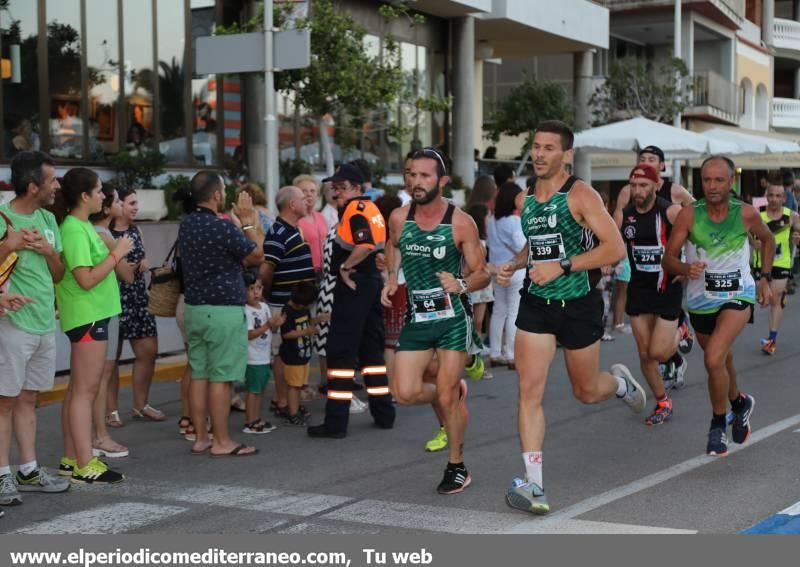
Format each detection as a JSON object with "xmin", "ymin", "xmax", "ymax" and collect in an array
[{"xmin": 264, "ymin": 0, "xmax": 280, "ymax": 215}]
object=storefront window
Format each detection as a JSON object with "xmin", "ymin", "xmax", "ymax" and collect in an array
[
  {"xmin": 86, "ymin": 0, "xmax": 120, "ymax": 161},
  {"xmin": 47, "ymin": 0, "xmax": 83, "ymax": 160},
  {"xmin": 191, "ymin": 3, "xmax": 216, "ymax": 165},
  {"xmin": 1, "ymin": 0, "xmax": 40, "ymax": 159},
  {"xmin": 122, "ymin": 0, "xmax": 154, "ymax": 151},
  {"xmin": 157, "ymin": 0, "xmax": 187, "ymax": 164}
]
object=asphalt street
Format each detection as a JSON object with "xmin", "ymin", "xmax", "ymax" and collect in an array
[{"xmin": 2, "ymin": 298, "xmax": 800, "ymax": 534}]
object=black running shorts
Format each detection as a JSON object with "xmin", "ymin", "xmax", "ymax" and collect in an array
[
  {"xmin": 515, "ymin": 289, "xmax": 603, "ymax": 350},
  {"xmin": 689, "ymin": 301, "xmax": 753, "ymax": 336},
  {"xmin": 625, "ymin": 287, "xmax": 683, "ymax": 321}
]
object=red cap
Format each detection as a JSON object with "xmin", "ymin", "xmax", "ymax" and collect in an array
[{"xmin": 629, "ymin": 164, "xmax": 660, "ymax": 184}]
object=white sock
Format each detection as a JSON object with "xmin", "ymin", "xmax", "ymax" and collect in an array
[
  {"xmin": 614, "ymin": 375, "xmax": 627, "ymax": 397},
  {"xmin": 19, "ymin": 461, "xmax": 38, "ymax": 476},
  {"xmin": 0, "ymin": 465, "xmax": 11, "ymax": 477},
  {"xmin": 522, "ymin": 452, "xmax": 543, "ymax": 488}
]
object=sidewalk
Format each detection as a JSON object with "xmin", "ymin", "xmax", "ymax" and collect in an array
[{"xmin": 38, "ymin": 354, "xmax": 188, "ymax": 407}]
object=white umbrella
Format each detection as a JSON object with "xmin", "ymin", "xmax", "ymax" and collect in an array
[
  {"xmin": 574, "ymin": 117, "xmax": 740, "ymax": 158},
  {"xmin": 701, "ymin": 128, "xmax": 800, "ymax": 155}
]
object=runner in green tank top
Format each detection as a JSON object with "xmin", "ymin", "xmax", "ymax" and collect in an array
[
  {"xmin": 494, "ymin": 121, "xmax": 645, "ymax": 516},
  {"xmin": 382, "ymin": 148, "xmax": 490, "ymax": 496},
  {"xmin": 664, "ymin": 156, "xmax": 774, "ymax": 457},
  {"xmin": 750, "ymin": 177, "xmax": 800, "ymax": 355}
]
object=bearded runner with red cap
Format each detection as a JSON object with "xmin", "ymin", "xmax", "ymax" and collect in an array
[{"xmin": 618, "ymin": 164, "xmax": 685, "ymax": 426}]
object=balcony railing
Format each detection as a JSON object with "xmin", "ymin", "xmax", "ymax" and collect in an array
[
  {"xmin": 602, "ymin": 0, "xmax": 744, "ymax": 21},
  {"xmin": 773, "ymin": 97, "xmax": 800, "ymax": 129},
  {"xmin": 774, "ymin": 18, "xmax": 800, "ymax": 53},
  {"xmin": 690, "ymin": 70, "xmax": 738, "ymax": 120}
]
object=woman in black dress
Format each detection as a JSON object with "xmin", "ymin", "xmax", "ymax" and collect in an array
[{"xmin": 107, "ymin": 187, "xmax": 164, "ymax": 423}]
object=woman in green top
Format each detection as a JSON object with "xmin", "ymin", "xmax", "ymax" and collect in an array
[{"xmin": 56, "ymin": 168, "xmax": 133, "ymax": 485}]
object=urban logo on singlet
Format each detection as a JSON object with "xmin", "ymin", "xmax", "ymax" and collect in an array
[
  {"xmin": 399, "ymin": 204, "xmax": 468, "ymax": 325},
  {"xmin": 521, "ymin": 179, "xmax": 595, "ymax": 301}
]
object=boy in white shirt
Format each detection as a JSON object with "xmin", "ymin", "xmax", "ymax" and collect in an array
[{"xmin": 243, "ymin": 271, "xmax": 285, "ymax": 434}]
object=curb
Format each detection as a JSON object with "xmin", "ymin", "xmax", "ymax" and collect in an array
[{"xmin": 37, "ymin": 361, "xmax": 188, "ymax": 407}]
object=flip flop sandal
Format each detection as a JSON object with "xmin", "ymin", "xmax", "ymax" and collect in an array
[
  {"xmin": 106, "ymin": 410, "xmax": 124, "ymax": 428},
  {"xmin": 209, "ymin": 444, "xmax": 259, "ymax": 458}
]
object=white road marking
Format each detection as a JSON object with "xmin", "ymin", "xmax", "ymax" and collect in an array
[
  {"xmin": 510, "ymin": 412, "xmax": 800, "ymax": 533},
  {"xmin": 158, "ymin": 484, "xmax": 353, "ymax": 516},
  {"xmin": 13, "ymin": 502, "xmax": 188, "ymax": 534},
  {"xmin": 780, "ymin": 501, "xmax": 800, "ymax": 515},
  {"xmin": 320, "ymin": 499, "xmax": 523, "ymax": 533}
]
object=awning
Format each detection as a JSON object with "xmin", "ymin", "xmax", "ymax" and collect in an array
[
  {"xmin": 574, "ymin": 117, "xmax": 740, "ymax": 159},
  {"xmin": 699, "ymin": 128, "xmax": 800, "ymax": 154}
]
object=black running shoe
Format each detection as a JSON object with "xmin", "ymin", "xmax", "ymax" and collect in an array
[
  {"xmin": 706, "ymin": 426, "xmax": 728, "ymax": 456},
  {"xmin": 437, "ymin": 463, "xmax": 471, "ymax": 495},
  {"xmin": 731, "ymin": 394, "xmax": 755, "ymax": 444}
]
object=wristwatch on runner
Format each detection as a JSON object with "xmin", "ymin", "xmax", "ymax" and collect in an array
[
  {"xmin": 760, "ymin": 271, "xmax": 772, "ymax": 282},
  {"xmin": 559, "ymin": 258, "xmax": 572, "ymax": 276},
  {"xmin": 457, "ymin": 278, "xmax": 469, "ymax": 294}
]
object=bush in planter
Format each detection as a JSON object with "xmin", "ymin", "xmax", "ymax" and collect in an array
[
  {"xmin": 108, "ymin": 148, "xmax": 168, "ymax": 191},
  {"xmin": 160, "ymin": 174, "xmax": 191, "ymax": 221}
]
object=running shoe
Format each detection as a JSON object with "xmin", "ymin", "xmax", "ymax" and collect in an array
[
  {"xmin": 645, "ymin": 398, "xmax": 673, "ymax": 426},
  {"xmin": 16, "ymin": 468, "xmax": 70, "ymax": 493},
  {"xmin": 58, "ymin": 457, "xmax": 76, "ymax": 477},
  {"xmin": 242, "ymin": 420, "xmax": 276, "ymax": 434},
  {"xmin": 0, "ymin": 473, "xmax": 22, "ymax": 506},
  {"xmin": 349, "ymin": 396, "xmax": 367, "ymax": 414},
  {"xmin": 673, "ymin": 354, "xmax": 687, "ymax": 390},
  {"xmin": 601, "ymin": 332, "xmax": 615, "ymax": 342},
  {"xmin": 611, "ymin": 364, "xmax": 646, "ymax": 413},
  {"xmin": 436, "ymin": 463, "xmax": 471, "ymax": 495},
  {"xmin": 678, "ymin": 319, "xmax": 694, "ymax": 354},
  {"xmin": 761, "ymin": 339, "xmax": 777, "ymax": 356},
  {"xmin": 506, "ymin": 478, "xmax": 550, "ymax": 515},
  {"xmin": 424, "ymin": 426, "xmax": 448, "ymax": 452},
  {"xmin": 731, "ymin": 394, "xmax": 755, "ymax": 444},
  {"xmin": 71, "ymin": 458, "xmax": 125, "ymax": 485},
  {"xmin": 707, "ymin": 425, "xmax": 728, "ymax": 456},
  {"xmin": 0, "ymin": 509, "xmax": 4, "ymax": 518},
  {"xmin": 613, "ymin": 323, "xmax": 632, "ymax": 335},
  {"xmin": 661, "ymin": 361, "xmax": 677, "ymax": 391},
  {"xmin": 465, "ymin": 355, "xmax": 485, "ymax": 381}
]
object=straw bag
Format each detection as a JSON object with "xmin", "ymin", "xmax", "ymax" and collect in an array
[
  {"xmin": 147, "ymin": 241, "xmax": 180, "ymax": 317},
  {"xmin": 0, "ymin": 210, "xmax": 20, "ymax": 292}
]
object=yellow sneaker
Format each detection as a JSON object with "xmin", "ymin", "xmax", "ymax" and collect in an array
[{"xmin": 424, "ymin": 426, "xmax": 448, "ymax": 452}]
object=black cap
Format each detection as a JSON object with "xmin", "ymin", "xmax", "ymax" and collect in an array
[
  {"xmin": 322, "ymin": 163, "xmax": 364, "ymax": 185},
  {"xmin": 638, "ymin": 145, "xmax": 665, "ymax": 162}
]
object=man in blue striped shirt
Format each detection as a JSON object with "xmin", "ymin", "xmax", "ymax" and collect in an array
[{"xmin": 262, "ymin": 186, "xmax": 316, "ymax": 420}]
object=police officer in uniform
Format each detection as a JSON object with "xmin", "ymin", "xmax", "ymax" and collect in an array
[{"xmin": 308, "ymin": 164, "xmax": 395, "ymax": 438}]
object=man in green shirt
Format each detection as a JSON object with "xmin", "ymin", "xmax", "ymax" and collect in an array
[{"xmin": 0, "ymin": 151, "xmax": 70, "ymax": 509}]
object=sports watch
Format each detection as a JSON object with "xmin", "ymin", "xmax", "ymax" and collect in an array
[{"xmin": 559, "ymin": 258, "xmax": 572, "ymax": 276}]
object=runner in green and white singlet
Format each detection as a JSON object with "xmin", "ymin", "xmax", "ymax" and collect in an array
[
  {"xmin": 495, "ymin": 121, "xmax": 646, "ymax": 516},
  {"xmin": 664, "ymin": 156, "xmax": 775, "ymax": 457},
  {"xmin": 382, "ymin": 148, "xmax": 490, "ymax": 496}
]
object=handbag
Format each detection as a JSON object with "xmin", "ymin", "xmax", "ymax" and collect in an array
[
  {"xmin": 0, "ymin": 210, "xmax": 20, "ymax": 292},
  {"xmin": 147, "ymin": 240, "xmax": 181, "ymax": 317}
]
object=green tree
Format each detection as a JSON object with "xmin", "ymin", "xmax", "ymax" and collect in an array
[
  {"xmin": 484, "ymin": 76, "xmax": 575, "ymax": 154},
  {"xmin": 217, "ymin": 0, "xmax": 446, "ymax": 174},
  {"xmin": 590, "ymin": 57, "xmax": 692, "ymax": 125}
]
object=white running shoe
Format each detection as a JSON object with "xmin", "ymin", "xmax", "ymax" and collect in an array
[
  {"xmin": 349, "ymin": 396, "xmax": 368, "ymax": 414},
  {"xmin": 612, "ymin": 363, "xmax": 646, "ymax": 413}
]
